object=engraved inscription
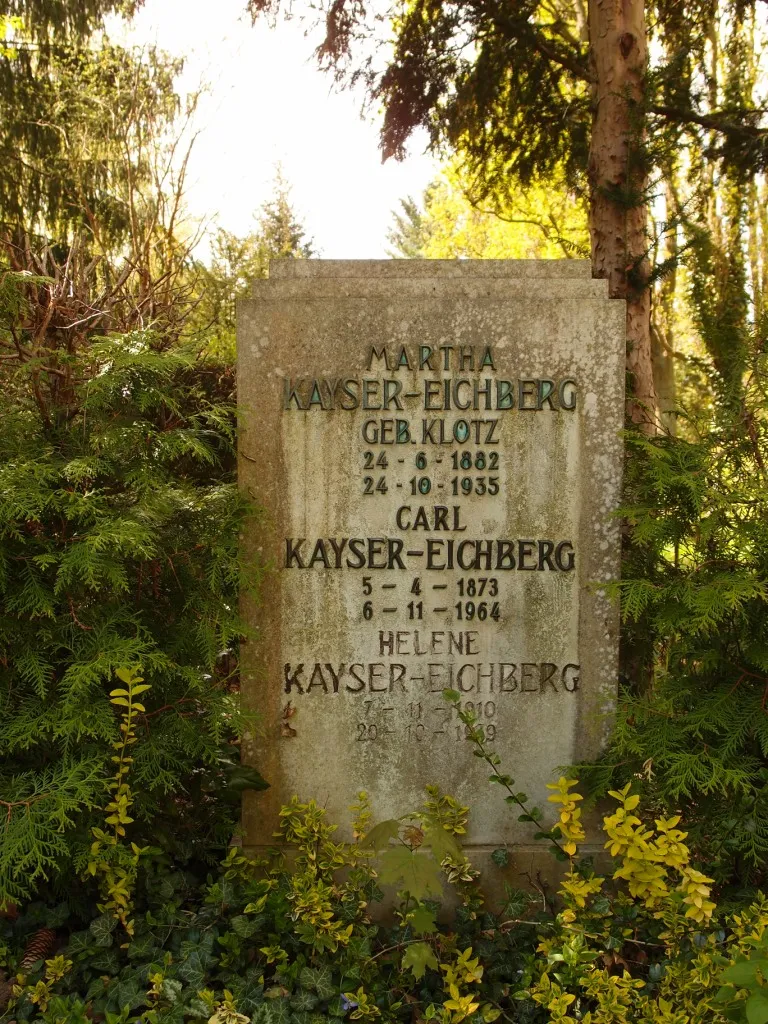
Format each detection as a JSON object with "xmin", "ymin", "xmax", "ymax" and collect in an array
[{"xmin": 280, "ymin": 344, "xmax": 582, "ymax": 744}]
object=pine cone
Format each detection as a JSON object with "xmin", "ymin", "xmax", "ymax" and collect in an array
[{"xmin": 19, "ymin": 928, "xmax": 56, "ymax": 971}]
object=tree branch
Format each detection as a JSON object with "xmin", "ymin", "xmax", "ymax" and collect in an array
[
  {"xmin": 650, "ymin": 103, "xmax": 768, "ymax": 140},
  {"xmin": 529, "ymin": 26, "xmax": 595, "ymax": 84}
]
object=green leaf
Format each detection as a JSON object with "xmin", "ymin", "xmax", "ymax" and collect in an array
[
  {"xmin": 89, "ymin": 949, "xmax": 120, "ymax": 974},
  {"xmin": 107, "ymin": 977, "xmax": 143, "ymax": 1013},
  {"xmin": 161, "ymin": 978, "xmax": 184, "ymax": 1004},
  {"xmin": 225, "ymin": 765, "xmax": 270, "ymax": 793},
  {"xmin": 723, "ymin": 961, "xmax": 764, "ymax": 986},
  {"xmin": 402, "ymin": 941, "xmax": 438, "ymax": 980},
  {"xmin": 89, "ymin": 914, "xmax": 117, "ymax": 947},
  {"xmin": 379, "ymin": 846, "xmax": 442, "ymax": 899},
  {"xmin": 423, "ymin": 824, "xmax": 461, "ymax": 862},
  {"xmin": 347, "ymin": 935, "xmax": 372, "ymax": 961},
  {"xmin": 258, "ymin": 997, "xmax": 293, "ymax": 1024},
  {"xmin": 292, "ymin": 989, "xmax": 319, "ymax": 1012},
  {"xmin": 747, "ymin": 991, "xmax": 768, "ymax": 1024},
  {"xmin": 325, "ymin": 996, "xmax": 347, "ymax": 1018},
  {"xmin": 65, "ymin": 931, "xmax": 95, "ymax": 959},
  {"xmin": 490, "ymin": 774, "xmax": 513, "ymax": 786},
  {"xmin": 231, "ymin": 914, "xmax": 259, "ymax": 938},
  {"xmin": 299, "ymin": 965, "xmax": 336, "ymax": 1001},
  {"xmin": 189, "ymin": 997, "xmax": 216, "ymax": 1017},
  {"xmin": 724, "ymin": 1010, "xmax": 750, "ymax": 1024},
  {"xmin": 410, "ymin": 904, "xmax": 438, "ymax": 935},
  {"xmin": 126, "ymin": 933, "xmax": 156, "ymax": 961},
  {"xmin": 491, "ymin": 848, "xmax": 509, "ymax": 868},
  {"xmin": 360, "ymin": 818, "xmax": 401, "ymax": 850},
  {"xmin": 715, "ymin": 985, "xmax": 736, "ymax": 1004},
  {"xmin": 443, "ymin": 689, "xmax": 461, "ymax": 703},
  {"xmin": 481, "ymin": 1005, "xmax": 502, "ymax": 1023},
  {"xmin": 177, "ymin": 949, "xmax": 207, "ymax": 988}
]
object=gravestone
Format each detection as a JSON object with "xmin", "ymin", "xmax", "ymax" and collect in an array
[{"xmin": 237, "ymin": 259, "xmax": 624, "ymax": 864}]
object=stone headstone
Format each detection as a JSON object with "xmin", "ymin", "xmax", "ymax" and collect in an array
[{"xmin": 237, "ymin": 259, "xmax": 624, "ymax": 864}]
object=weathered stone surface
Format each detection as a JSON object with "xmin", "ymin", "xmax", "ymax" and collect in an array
[{"xmin": 237, "ymin": 259, "xmax": 624, "ymax": 863}]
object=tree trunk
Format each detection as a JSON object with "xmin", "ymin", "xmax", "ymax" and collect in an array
[{"xmin": 587, "ymin": 0, "xmax": 657, "ymax": 430}]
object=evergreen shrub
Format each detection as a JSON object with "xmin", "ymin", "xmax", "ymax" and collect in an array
[
  {"xmin": 0, "ymin": 268, "xmax": 262, "ymax": 905},
  {"xmin": 2, "ymin": 727, "xmax": 767, "ymax": 1024},
  {"xmin": 580, "ymin": 355, "xmax": 768, "ymax": 890}
]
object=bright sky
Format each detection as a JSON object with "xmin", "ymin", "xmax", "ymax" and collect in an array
[{"xmin": 113, "ymin": 0, "xmax": 440, "ymax": 257}]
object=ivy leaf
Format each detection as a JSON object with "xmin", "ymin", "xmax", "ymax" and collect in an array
[
  {"xmin": 89, "ymin": 949, "xmax": 120, "ymax": 973},
  {"xmin": 326, "ymin": 996, "xmax": 347, "ymax": 1018},
  {"xmin": 410, "ymin": 904, "xmax": 437, "ymax": 935},
  {"xmin": 177, "ymin": 949, "xmax": 207, "ymax": 988},
  {"xmin": 89, "ymin": 914, "xmax": 117, "ymax": 947},
  {"xmin": 299, "ymin": 965, "xmax": 336, "ymax": 1001},
  {"xmin": 259, "ymin": 997, "xmax": 293, "ymax": 1024},
  {"xmin": 402, "ymin": 941, "xmax": 438, "ymax": 980},
  {"xmin": 189, "ymin": 997, "xmax": 216, "ymax": 1017},
  {"xmin": 231, "ymin": 914, "xmax": 260, "ymax": 938},
  {"xmin": 161, "ymin": 978, "xmax": 184, "ymax": 1004},
  {"xmin": 360, "ymin": 819, "xmax": 401, "ymax": 850},
  {"xmin": 46, "ymin": 903, "xmax": 71, "ymax": 929},
  {"xmin": 292, "ymin": 989, "xmax": 319, "ymax": 1012},
  {"xmin": 65, "ymin": 930, "xmax": 95, "ymax": 959},
  {"xmin": 85, "ymin": 976, "xmax": 109, "ymax": 1003},
  {"xmin": 379, "ymin": 846, "xmax": 442, "ymax": 898},
  {"xmin": 126, "ymin": 933, "xmax": 156, "ymax": 961},
  {"xmin": 107, "ymin": 976, "xmax": 144, "ymax": 1013},
  {"xmin": 346, "ymin": 936, "xmax": 372, "ymax": 961},
  {"xmin": 230, "ymin": 978, "xmax": 265, "ymax": 1016},
  {"xmin": 491, "ymin": 848, "xmax": 509, "ymax": 868}
]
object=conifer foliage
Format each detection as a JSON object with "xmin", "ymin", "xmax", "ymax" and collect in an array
[
  {"xmin": 0, "ymin": 259, "xmax": 257, "ymax": 906},
  {"xmin": 583, "ymin": 356, "xmax": 768, "ymax": 889},
  {"xmin": 0, "ymin": 1, "xmax": 167, "ymax": 241}
]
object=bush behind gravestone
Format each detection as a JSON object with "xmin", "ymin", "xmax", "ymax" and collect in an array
[
  {"xmin": 0, "ymin": 266, "xmax": 263, "ymax": 904},
  {"xmin": 577, "ymin": 353, "xmax": 768, "ymax": 892}
]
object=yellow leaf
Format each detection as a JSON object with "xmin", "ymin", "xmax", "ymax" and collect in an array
[{"xmin": 608, "ymin": 785, "xmax": 631, "ymax": 800}]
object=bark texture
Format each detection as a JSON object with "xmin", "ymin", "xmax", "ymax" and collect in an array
[{"xmin": 588, "ymin": 0, "xmax": 657, "ymax": 430}]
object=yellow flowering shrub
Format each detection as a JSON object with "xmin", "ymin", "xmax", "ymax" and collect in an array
[{"xmin": 528, "ymin": 778, "xmax": 767, "ymax": 1024}]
